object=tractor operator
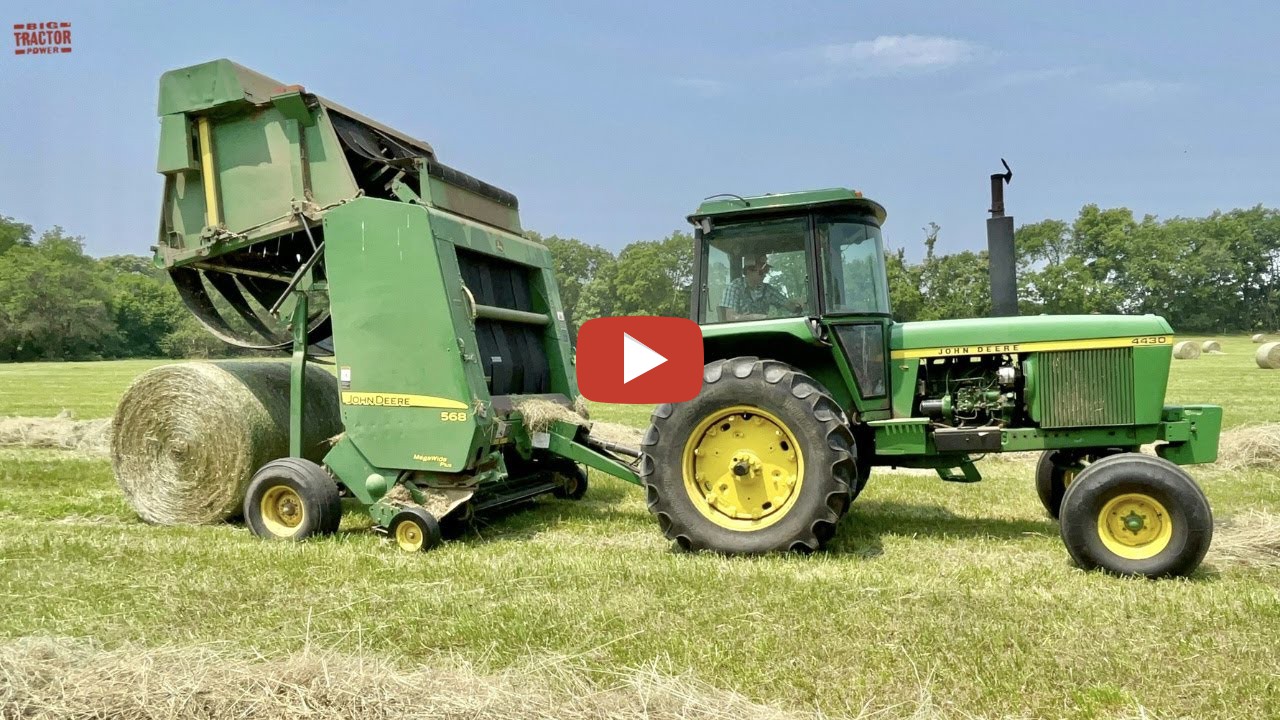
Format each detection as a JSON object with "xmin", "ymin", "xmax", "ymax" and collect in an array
[{"xmin": 720, "ymin": 253, "xmax": 803, "ymax": 321}]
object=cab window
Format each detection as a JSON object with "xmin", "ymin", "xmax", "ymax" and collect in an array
[{"xmin": 699, "ymin": 217, "xmax": 811, "ymax": 324}]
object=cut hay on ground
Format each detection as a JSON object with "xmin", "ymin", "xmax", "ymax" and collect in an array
[
  {"xmin": 1256, "ymin": 342, "xmax": 1280, "ymax": 369},
  {"xmin": 0, "ymin": 410, "xmax": 111, "ymax": 456},
  {"xmin": 1210, "ymin": 511, "xmax": 1280, "ymax": 569},
  {"xmin": 1172, "ymin": 341, "xmax": 1200, "ymax": 359},
  {"xmin": 513, "ymin": 398, "xmax": 644, "ymax": 447},
  {"xmin": 110, "ymin": 362, "xmax": 343, "ymax": 526},
  {"xmin": 1200, "ymin": 340, "xmax": 1223, "ymax": 354},
  {"xmin": 1214, "ymin": 424, "xmax": 1280, "ymax": 471},
  {"xmin": 0, "ymin": 637, "xmax": 821, "ymax": 720},
  {"xmin": 1252, "ymin": 333, "xmax": 1267, "ymax": 343}
]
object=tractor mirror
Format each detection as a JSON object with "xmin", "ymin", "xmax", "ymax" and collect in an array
[{"xmin": 698, "ymin": 218, "xmax": 712, "ymax": 234}]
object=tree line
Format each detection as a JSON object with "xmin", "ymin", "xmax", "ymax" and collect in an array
[{"xmin": 1, "ymin": 204, "xmax": 1276, "ymax": 361}]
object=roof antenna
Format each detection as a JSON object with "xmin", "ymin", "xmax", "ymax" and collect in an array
[{"xmin": 703, "ymin": 193, "xmax": 750, "ymax": 206}]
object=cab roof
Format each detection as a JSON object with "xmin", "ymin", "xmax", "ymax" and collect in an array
[{"xmin": 688, "ymin": 188, "xmax": 887, "ymax": 225}]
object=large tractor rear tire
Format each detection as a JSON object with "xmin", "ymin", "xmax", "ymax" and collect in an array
[
  {"xmin": 1058, "ymin": 453, "xmax": 1212, "ymax": 577},
  {"xmin": 243, "ymin": 458, "xmax": 342, "ymax": 541},
  {"xmin": 640, "ymin": 357, "xmax": 856, "ymax": 554}
]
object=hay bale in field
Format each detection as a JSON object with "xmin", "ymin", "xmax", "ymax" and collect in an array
[
  {"xmin": 1213, "ymin": 424, "xmax": 1280, "ymax": 471},
  {"xmin": 110, "ymin": 362, "xmax": 342, "ymax": 526},
  {"xmin": 1200, "ymin": 340, "xmax": 1223, "ymax": 354},
  {"xmin": 1256, "ymin": 342, "xmax": 1280, "ymax": 369},
  {"xmin": 0, "ymin": 411, "xmax": 111, "ymax": 456},
  {"xmin": 1209, "ymin": 511, "xmax": 1280, "ymax": 569},
  {"xmin": 1252, "ymin": 333, "xmax": 1267, "ymax": 343},
  {"xmin": 1172, "ymin": 341, "xmax": 1201, "ymax": 360}
]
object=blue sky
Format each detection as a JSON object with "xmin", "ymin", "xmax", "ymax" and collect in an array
[{"xmin": 2, "ymin": 1, "xmax": 1278, "ymax": 259}]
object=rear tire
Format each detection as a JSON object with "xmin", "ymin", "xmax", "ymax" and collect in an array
[
  {"xmin": 640, "ymin": 357, "xmax": 855, "ymax": 554},
  {"xmin": 244, "ymin": 458, "xmax": 342, "ymax": 541},
  {"xmin": 1058, "ymin": 453, "xmax": 1212, "ymax": 578}
]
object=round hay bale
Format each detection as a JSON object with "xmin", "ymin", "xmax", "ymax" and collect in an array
[
  {"xmin": 1200, "ymin": 340, "xmax": 1222, "ymax": 353},
  {"xmin": 1257, "ymin": 342, "xmax": 1280, "ymax": 370},
  {"xmin": 1172, "ymin": 341, "xmax": 1201, "ymax": 360},
  {"xmin": 111, "ymin": 362, "xmax": 343, "ymax": 525},
  {"xmin": 1253, "ymin": 333, "xmax": 1267, "ymax": 343}
]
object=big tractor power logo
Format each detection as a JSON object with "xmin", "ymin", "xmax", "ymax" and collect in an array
[{"xmin": 12, "ymin": 21, "xmax": 72, "ymax": 55}]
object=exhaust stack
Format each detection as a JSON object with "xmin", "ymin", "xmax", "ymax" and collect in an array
[{"xmin": 986, "ymin": 159, "xmax": 1017, "ymax": 317}]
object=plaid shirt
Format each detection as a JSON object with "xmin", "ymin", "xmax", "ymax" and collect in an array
[{"xmin": 722, "ymin": 277, "xmax": 790, "ymax": 316}]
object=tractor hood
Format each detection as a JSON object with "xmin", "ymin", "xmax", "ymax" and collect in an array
[{"xmin": 889, "ymin": 315, "xmax": 1174, "ymax": 358}]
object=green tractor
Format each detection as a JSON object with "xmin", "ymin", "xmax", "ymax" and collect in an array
[
  {"xmin": 639, "ymin": 188, "xmax": 1220, "ymax": 577},
  {"xmin": 150, "ymin": 59, "xmax": 1218, "ymax": 578}
]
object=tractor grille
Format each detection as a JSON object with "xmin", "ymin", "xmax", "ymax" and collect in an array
[{"xmin": 1038, "ymin": 348, "xmax": 1135, "ymax": 428}]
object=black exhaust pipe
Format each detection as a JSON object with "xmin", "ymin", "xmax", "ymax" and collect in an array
[{"xmin": 986, "ymin": 159, "xmax": 1017, "ymax": 317}]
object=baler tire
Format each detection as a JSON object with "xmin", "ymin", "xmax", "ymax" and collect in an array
[
  {"xmin": 1058, "ymin": 453, "xmax": 1212, "ymax": 578},
  {"xmin": 640, "ymin": 357, "xmax": 856, "ymax": 555},
  {"xmin": 552, "ymin": 463, "xmax": 589, "ymax": 500},
  {"xmin": 389, "ymin": 507, "xmax": 443, "ymax": 553},
  {"xmin": 243, "ymin": 458, "xmax": 342, "ymax": 541}
]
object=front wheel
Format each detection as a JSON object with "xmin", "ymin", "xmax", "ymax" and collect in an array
[
  {"xmin": 1058, "ymin": 453, "xmax": 1212, "ymax": 578},
  {"xmin": 640, "ymin": 357, "xmax": 856, "ymax": 554}
]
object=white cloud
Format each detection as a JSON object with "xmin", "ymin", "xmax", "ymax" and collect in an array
[
  {"xmin": 1097, "ymin": 79, "xmax": 1185, "ymax": 102},
  {"xmin": 813, "ymin": 34, "xmax": 987, "ymax": 77},
  {"xmin": 671, "ymin": 77, "xmax": 727, "ymax": 97}
]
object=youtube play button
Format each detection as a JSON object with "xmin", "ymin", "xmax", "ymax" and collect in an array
[{"xmin": 576, "ymin": 317, "xmax": 703, "ymax": 403}]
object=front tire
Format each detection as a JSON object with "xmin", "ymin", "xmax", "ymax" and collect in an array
[
  {"xmin": 243, "ymin": 458, "xmax": 342, "ymax": 541},
  {"xmin": 1058, "ymin": 453, "xmax": 1212, "ymax": 577},
  {"xmin": 640, "ymin": 357, "xmax": 855, "ymax": 554}
]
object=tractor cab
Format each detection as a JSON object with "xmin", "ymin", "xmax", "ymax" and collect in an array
[
  {"xmin": 689, "ymin": 188, "xmax": 891, "ymax": 326},
  {"xmin": 689, "ymin": 188, "xmax": 895, "ymax": 410}
]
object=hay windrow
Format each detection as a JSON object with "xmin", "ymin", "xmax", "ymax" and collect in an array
[
  {"xmin": 1200, "ymin": 339, "xmax": 1223, "ymax": 354},
  {"xmin": 0, "ymin": 637, "xmax": 819, "ymax": 720},
  {"xmin": 0, "ymin": 411, "xmax": 111, "ymax": 456},
  {"xmin": 1172, "ymin": 341, "xmax": 1200, "ymax": 359},
  {"xmin": 1210, "ymin": 511, "xmax": 1280, "ymax": 569},
  {"xmin": 1256, "ymin": 342, "xmax": 1280, "ymax": 369},
  {"xmin": 1213, "ymin": 423, "xmax": 1280, "ymax": 471},
  {"xmin": 110, "ymin": 362, "xmax": 343, "ymax": 526}
]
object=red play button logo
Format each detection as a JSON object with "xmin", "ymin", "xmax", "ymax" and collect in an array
[{"xmin": 576, "ymin": 316, "xmax": 703, "ymax": 404}]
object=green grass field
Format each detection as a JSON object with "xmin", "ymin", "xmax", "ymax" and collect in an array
[{"xmin": 1, "ymin": 336, "xmax": 1278, "ymax": 718}]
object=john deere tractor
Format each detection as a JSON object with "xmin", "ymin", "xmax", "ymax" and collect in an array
[{"xmin": 639, "ymin": 189, "xmax": 1220, "ymax": 577}]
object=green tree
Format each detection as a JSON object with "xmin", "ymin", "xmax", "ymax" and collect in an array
[
  {"xmin": 0, "ymin": 229, "xmax": 115, "ymax": 360},
  {"xmin": 0, "ymin": 215, "xmax": 33, "ymax": 255},
  {"xmin": 610, "ymin": 232, "xmax": 693, "ymax": 317}
]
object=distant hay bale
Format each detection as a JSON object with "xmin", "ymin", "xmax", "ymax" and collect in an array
[
  {"xmin": 1172, "ymin": 341, "xmax": 1201, "ymax": 360},
  {"xmin": 110, "ymin": 362, "xmax": 342, "ymax": 526},
  {"xmin": 1213, "ymin": 424, "xmax": 1280, "ymax": 471},
  {"xmin": 0, "ymin": 411, "xmax": 111, "ymax": 456},
  {"xmin": 1200, "ymin": 340, "xmax": 1223, "ymax": 354},
  {"xmin": 1252, "ymin": 333, "xmax": 1267, "ymax": 343},
  {"xmin": 1256, "ymin": 342, "xmax": 1280, "ymax": 369},
  {"xmin": 1209, "ymin": 511, "xmax": 1280, "ymax": 569}
]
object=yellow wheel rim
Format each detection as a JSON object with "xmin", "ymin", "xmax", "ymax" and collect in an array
[
  {"xmin": 259, "ymin": 485, "xmax": 305, "ymax": 537},
  {"xmin": 681, "ymin": 405, "xmax": 804, "ymax": 531},
  {"xmin": 1063, "ymin": 468, "xmax": 1078, "ymax": 487},
  {"xmin": 394, "ymin": 520, "xmax": 425, "ymax": 552},
  {"xmin": 1097, "ymin": 493, "xmax": 1173, "ymax": 560}
]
